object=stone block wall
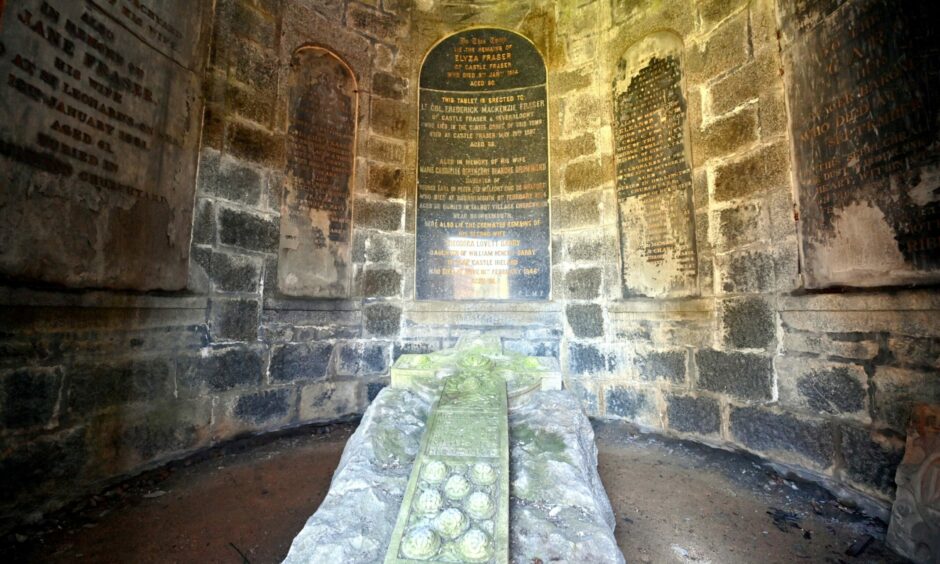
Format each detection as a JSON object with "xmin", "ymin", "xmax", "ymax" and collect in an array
[
  {"xmin": 2, "ymin": 0, "xmax": 938, "ymax": 531},
  {"xmin": 542, "ymin": 0, "xmax": 938, "ymax": 510}
]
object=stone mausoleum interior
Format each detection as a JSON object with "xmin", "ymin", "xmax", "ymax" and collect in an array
[{"xmin": 1, "ymin": 0, "xmax": 938, "ymax": 562}]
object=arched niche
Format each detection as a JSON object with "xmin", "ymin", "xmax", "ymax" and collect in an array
[
  {"xmin": 278, "ymin": 46, "xmax": 358, "ymax": 298},
  {"xmin": 612, "ymin": 31, "xmax": 698, "ymax": 299},
  {"xmin": 415, "ymin": 28, "xmax": 551, "ymax": 301}
]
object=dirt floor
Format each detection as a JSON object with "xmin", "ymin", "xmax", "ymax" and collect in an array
[{"xmin": 5, "ymin": 420, "xmax": 905, "ymax": 563}]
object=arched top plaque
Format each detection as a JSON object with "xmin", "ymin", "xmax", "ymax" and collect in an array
[{"xmin": 416, "ymin": 29, "xmax": 551, "ymax": 301}]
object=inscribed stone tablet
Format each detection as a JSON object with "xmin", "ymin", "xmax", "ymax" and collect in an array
[
  {"xmin": 781, "ymin": 0, "xmax": 940, "ymax": 288},
  {"xmin": 416, "ymin": 28, "xmax": 550, "ymax": 301},
  {"xmin": 613, "ymin": 34, "xmax": 697, "ymax": 298},
  {"xmin": 0, "ymin": 0, "xmax": 209, "ymax": 290},
  {"xmin": 278, "ymin": 48, "xmax": 356, "ymax": 298}
]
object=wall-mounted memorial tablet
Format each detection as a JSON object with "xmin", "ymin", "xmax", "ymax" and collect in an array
[
  {"xmin": 613, "ymin": 33, "xmax": 698, "ymax": 299},
  {"xmin": 416, "ymin": 28, "xmax": 550, "ymax": 301},
  {"xmin": 0, "ymin": 0, "xmax": 209, "ymax": 290},
  {"xmin": 781, "ymin": 0, "xmax": 940, "ymax": 288},
  {"xmin": 278, "ymin": 47, "xmax": 356, "ymax": 298}
]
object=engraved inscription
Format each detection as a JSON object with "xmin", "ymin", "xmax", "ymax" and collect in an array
[
  {"xmin": 0, "ymin": 0, "xmax": 208, "ymax": 290},
  {"xmin": 784, "ymin": 0, "xmax": 940, "ymax": 287},
  {"xmin": 426, "ymin": 412, "xmax": 499, "ymax": 458},
  {"xmin": 417, "ymin": 28, "xmax": 550, "ymax": 301},
  {"xmin": 614, "ymin": 44, "xmax": 697, "ymax": 298},
  {"xmin": 278, "ymin": 47, "xmax": 356, "ymax": 298}
]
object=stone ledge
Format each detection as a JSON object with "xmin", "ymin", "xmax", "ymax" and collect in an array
[
  {"xmin": 0, "ymin": 287, "xmax": 208, "ymax": 310},
  {"xmin": 779, "ymin": 290, "xmax": 940, "ymax": 312}
]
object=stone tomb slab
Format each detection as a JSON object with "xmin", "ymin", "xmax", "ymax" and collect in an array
[
  {"xmin": 385, "ymin": 367, "xmax": 509, "ymax": 563},
  {"xmin": 284, "ymin": 336, "xmax": 619, "ymax": 563},
  {"xmin": 0, "ymin": 0, "xmax": 210, "ymax": 290},
  {"xmin": 282, "ymin": 387, "xmax": 623, "ymax": 563}
]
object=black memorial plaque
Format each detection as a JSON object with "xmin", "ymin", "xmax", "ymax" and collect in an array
[
  {"xmin": 416, "ymin": 28, "xmax": 550, "ymax": 301},
  {"xmin": 783, "ymin": 0, "xmax": 940, "ymax": 288},
  {"xmin": 614, "ymin": 50, "xmax": 696, "ymax": 298}
]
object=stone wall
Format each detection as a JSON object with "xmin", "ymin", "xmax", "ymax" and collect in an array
[{"xmin": 1, "ymin": 0, "xmax": 938, "ymax": 531}]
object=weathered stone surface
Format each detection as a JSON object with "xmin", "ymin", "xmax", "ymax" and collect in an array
[
  {"xmin": 887, "ymin": 404, "xmax": 940, "ymax": 563},
  {"xmin": 0, "ymin": 428, "xmax": 87, "ymax": 508},
  {"xmin": 299, "ymin": 381, "xmax": 362, "ymax": 421},
  {"xmin": 278, "ymin": 47, "xmax": 355, "ymax": 298},
  {"xmin": 209, "ymin": 251, "xmax": 261, "ymax": 293},
  {"xmin": 782, "ymin": 0, "xmax": 940, "ymax": 289},
  {"xmin": 354, "ymin": 199, "xmax": 404, "ymax": 232},
  {"xmin": 209, "ymin": 298, "xmax": 260, "ymax": 341},
  {"xmin": 177, "ymin": 347, "xmax": 263, "ymax": 395},
  {"xmin": 566, "ymin": 303, "xmax": 604, "ymax": 338},
  {"xmin": 888, "ymin": 336, "xmax": 940, "ymax": 370},
  {"xmin": 366, "ymin": 163, "xmax": 405, "ymax": 198},
  {"xmin": 716, "ymin": 249, "xmax": 775, "ymax": 294},
  {"xmin": 692, "ymin": 105, "xmax": 759, "ymax": 164},
  {"xmin": 782, "ymin": 330, "xmax": 880, "ymax": 360},
  {"xmin": 605, "ymin": 386, "xmax": 656, "ymax": 427},
  {"xmin": 568, "ymin": 343, "xmax": 609, "ymax": 375},
  {"xmin": 364, "ymin": 303, "xmax": 402, "ymax": 337},
  {"xmin": 565, "ymin": 158, "xmax": 608, "ymax": 193},
  {"xmin": 394, "ymin": 341, "xmax": 441, "ymax": 361},
  {"xmin": 696, "ymin": 349, "xmax": 772, "ymax": 401},
  {"xmin": 371, "ymin": 98, "xmax": 412, "ymax": 138},
  {"xmin": 719, "ymin": 297, "xmax": 775, "ymax": 349},
  {"xmin": 192, "ymin": 199, "xmax": 217, "ymax": 246},
  {"xmin": 777, "ymin": 358, "xmax": 868, "ymax": 418},
  {"xmin": 234, "ymin": 388, "xmax": 292, "ymax": 424},
  {"xmin": 337, "ymin": 342, "xmax": 388, "ymax": 376},
  {"xmin": 225, "ymin": 123, "xmax": 285, "ymax": 167},
  {"xmin": 209, "ymin": 158, "xmax": 265, "ymax": 205},
  {"xmin": 373, "ymin": 72, "xmax": 408, "ymax": 100},
  {"xmin": 1, "ymin": 368, "xmax": 62, "ymax": 429},
  {"xmin": 367, "ymin": 382, "xmax": 388, "ymax": 402},
  {"xmin": 564, "ymin": 267, "xmax": 602, "ymax": 299},
  {"xmin": 283, "ymin": 388, "xmax": 622, "ymax": 563},
  {"xmin": 840, "ymin": 425, "xmax": 902, "ymax": 496},
  {"xmin": 696, "ymin": 0, "xmax": 748, "ymax": 28},
  {"xmin": 0, "ymin": 0, "xmax": 210, "ymax": 291},
  {"xmin": 552, "ymin": 192, "xmax": 602, "ymax": 230},
  {"xmin": 637, "ymin": 350, "xmax": 687, "ymax": 383},
  {"xmin": 218, "ymin": 208, "xmax": 279, "ymax": 253},
  {"xmin": 712, "ymin": 142, "xmax": 790, "ymax": 202},
  {"xmin": 614, "ymin": 34, "xmax": 697, "ymax": 299},
  {"xmin": 708, "ymin": 49, "xmax": 782, "ymax": 116},
  {"xmin": 686, "ymin": 11, "xmax": 749, "ymax": 83},
  {"xmin": 714, "ymin": 202, "xmax": 768, "ymax": 252},
  {"xmin": 871, "ymin": 366, "xmax": 940, "ymax": 432},
  {"xmin": 67, "ymin": 360, "xmax": 173, "ymax": 414},
  {"xmin": 270, "ymin": 342, "xmax": 334, "ymax": 382},
  {"xmin": 360, "ymin": 268, "xmax": 402, "ymax": 298},
  {"xmin": 667, "ymin": 394, "xmax": 720, "ymax": 435},
  {"xmin": 730, "ymin": 406, "xmax": 835, "ymax": 468}
]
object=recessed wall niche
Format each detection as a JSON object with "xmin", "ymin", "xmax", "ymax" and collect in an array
[
  {"xmin": 278, "ymin": 46, "xmax": 357, "ymax": 298},
  {"xmin": 612, "ymin": 32, "xmax": 698, "ymax": 299}
]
